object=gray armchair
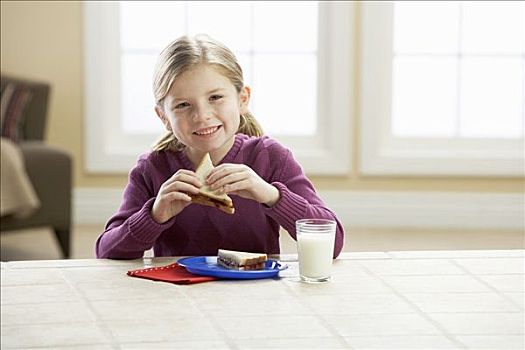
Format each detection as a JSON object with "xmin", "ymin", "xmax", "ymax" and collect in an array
[{"xmin": 1, "ymin": 75, "xmax": 72, "ymax": 258}]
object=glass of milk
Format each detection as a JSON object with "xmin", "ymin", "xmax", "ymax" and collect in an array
[{"xmin": 296, "ymin": 219, "xmax": 336, "ymax": 283}]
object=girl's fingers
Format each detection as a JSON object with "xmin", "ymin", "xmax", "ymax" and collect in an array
[
  {"xmin": 166, "ymin": 170, "xmax": 202, "ymax": 188},
  {"xmin": 165, "ymin": 191, "xmax": 192, "ymax": 202},
  {"xmin": 206, "ymin": 164, "xmax": 244, "ymax": 184},
  {"xmin": 222, "ymin": 179, "xmax": 251, "ymax": 193},
  {"xmin": 168, "ymin": 169, "xmax": 195, "ymax": 179},
  {"xmin": 163, "ymin": 171, "xmax": 203, "ymax": 188},
  {"xmin": 162, "ymin": 181, "xmax": 201, "ymax": 195},
  {"xmin": 209, "ymin": 172, "xmax": 248, "ymax": 190}
]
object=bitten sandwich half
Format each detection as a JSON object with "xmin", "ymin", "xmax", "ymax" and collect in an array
[
  {"xmin": 190, "ymin": 153, "xmax": 235, "ymax": 214},
  {"xmin": 217, "ymin": 249, "xmax": 267, "ymax": 270}
]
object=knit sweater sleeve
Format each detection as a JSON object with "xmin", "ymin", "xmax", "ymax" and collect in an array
[
  {"xmin": 95, "ymin": 160, "xmax": 176, "ymax": 259},
  {"xmin": 263, "ymin": 148, "xmax": 345, "ymax": 258}
]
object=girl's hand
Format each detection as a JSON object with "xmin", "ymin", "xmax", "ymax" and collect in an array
[
  {"xmin": 206, "ymin": 164, "xmax": 280, "ymax": 207},
  {"xmin": 151, "ymin": 169, "xmax": 202, "ymax": 224}
]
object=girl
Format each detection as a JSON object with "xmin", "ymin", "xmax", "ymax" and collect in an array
[{"xmin": 96, "ymin": 34, "xmax": 344, "ymax": 259}]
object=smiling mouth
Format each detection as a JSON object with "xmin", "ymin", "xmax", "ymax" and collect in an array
[{"xmin": 194, "ymin": 125, "xmax": 221, "ymax": 136}]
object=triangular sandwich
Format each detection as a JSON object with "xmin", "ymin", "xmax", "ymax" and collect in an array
[{"xmin": 190, "ymin": 153, "xmax": 235, "ymax": 214}]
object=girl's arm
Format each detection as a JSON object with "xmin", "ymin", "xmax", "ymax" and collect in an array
[
  {"xmin": 264, "ymin": 150, "xmax": 345, "ymax": 258},
  {"xmin": 95, "ymin": 163, "xmax": 175, "ymax": 259}
]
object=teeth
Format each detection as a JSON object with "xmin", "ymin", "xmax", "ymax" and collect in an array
[{"xmin": 195, "ymin": 126, "xmax": 219, "ymax": 135}]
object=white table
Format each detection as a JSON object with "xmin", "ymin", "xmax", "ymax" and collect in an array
[{"xmin": 1, "ymin": 250, "xmax": 523, "ymax": 349}]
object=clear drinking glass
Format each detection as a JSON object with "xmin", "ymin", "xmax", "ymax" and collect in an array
[{"xmin": 296, "ymin": 219, "xmax": 336, "ymax": 283}]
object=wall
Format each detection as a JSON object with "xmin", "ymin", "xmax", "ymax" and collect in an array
[{"xmin": 1, "ymin": 1, "xmax": 523, "ymax": 195}]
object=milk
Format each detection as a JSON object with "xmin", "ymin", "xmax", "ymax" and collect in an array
[{"xmin": 296, "ymin": 219, "xmax": 336, "ymax": 282}]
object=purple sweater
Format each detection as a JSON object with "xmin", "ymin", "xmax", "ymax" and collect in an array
[{"xmin": 96, "ymin": 134, "xmax": 344, "ymax": 259}]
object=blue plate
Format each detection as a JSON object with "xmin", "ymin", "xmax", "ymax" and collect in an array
[{"xmin": 177, "ymin": 256, "xmax": 288, "ymax": 280}]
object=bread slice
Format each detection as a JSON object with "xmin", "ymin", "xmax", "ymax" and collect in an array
[
  {"xmin": 217, "ymin": 249, "xmax": 267, "ymax": 270},
  {"xmin": 190, "ymin": 153, "xmax": 234, "ymax": 214}
]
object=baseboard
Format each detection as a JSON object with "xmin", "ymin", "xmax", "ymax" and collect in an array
[{"xmin": 73, "ymin": 188, "xmax": 524, "ymax": 230}]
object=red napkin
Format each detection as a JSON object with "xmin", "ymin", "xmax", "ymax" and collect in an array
[{"xmin": 127, "ymin": 262, "xmax": 217, "ymax": 285}]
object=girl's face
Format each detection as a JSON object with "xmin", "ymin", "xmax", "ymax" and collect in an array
[{"xmin": 156, "ymin": 64, "xmax": 250, "ymax": 163}]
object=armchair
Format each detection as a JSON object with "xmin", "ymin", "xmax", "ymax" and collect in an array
[{"xmin": 1, "ymin": 74, "xmax": 72, "ymax": 258}]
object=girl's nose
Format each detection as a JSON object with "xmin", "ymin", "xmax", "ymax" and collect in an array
[{"xmin": 191, "ymin": 104, "xmax": 212, "ymax": 121}]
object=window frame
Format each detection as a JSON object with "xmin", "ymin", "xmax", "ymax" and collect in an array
[
  {"xmin": 83, "ymin": 2, "xmax": 353, "ymax": 175},
  {"xmin": 360, "ymin": 2, "xmax": 524, "ymax": 177}
]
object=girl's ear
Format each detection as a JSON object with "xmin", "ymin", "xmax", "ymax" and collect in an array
[
  {"xmin": 155, "ymin": 105, "xmax": 172, "ymax": 131},
  {"xmin": 239, "ymin": 86, "xmax": 251, "ymax": 114}
]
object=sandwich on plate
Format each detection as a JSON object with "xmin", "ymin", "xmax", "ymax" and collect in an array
[
  {"xmin": 190, "ymin": 153, "xmax": 235, "ymax": 214},
  {"xmin": 217, "ymin": 249, "xmax": 267, "ymax": 270}
]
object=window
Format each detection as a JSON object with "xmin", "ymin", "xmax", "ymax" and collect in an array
[
  {"xmin": 360, "ymin": 2, "xmax": 524, "ymax": 176},
  {"xmin": 83, "ymin": 1, "xmax": 353, "ymax": 174}
]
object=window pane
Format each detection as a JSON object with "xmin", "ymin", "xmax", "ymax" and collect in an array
[
  {"xmin": 121, "ymin": 53, "xmax": 163, "ymax": 134},
  {"xmin": 393, "ymin": 2, "xmax": 459, "ymax": 54},
  {"xmin": 253, "ymin": 54, "xmax": 317, "ymax": 136},
  {"xmin": 392, "ymin": 56, "xmax": 458, "ymax": 137},
  {"xmin": 236, "ymin": 53, "xmax": 253, "ymax": 88},
  {"xmin": 461, "ymin": 2, "xmax": 525, "ymax": 54},
  {"xmin": 460, "ymin": 57, "xmax": 523, "ymax": 138},
  {"xmin": 253, "ymin": 2, "xmax": 318, "ymax": 52},
  {"xmin": 187, "ymin": 2, "xmax": 251, "ymax": 52},
  {"xmin": 120, "ymin": 1, "xmax": 319, "ymax": 138},
  {"xmin": 120, "ymin": 2, "xmax": 186, "ymax": 50}
]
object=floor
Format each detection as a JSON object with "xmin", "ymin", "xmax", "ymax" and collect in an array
[{"xmin": 1, "ymin": 225, "xmax": 524, "ymax": 261}]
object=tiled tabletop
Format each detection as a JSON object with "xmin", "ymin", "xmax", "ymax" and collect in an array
[{"xmin": 1, "ymin": 250, "xmax": 523, "ymax": 349}]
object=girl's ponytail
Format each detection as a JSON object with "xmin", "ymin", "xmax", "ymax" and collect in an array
[
  {"xmin": 238, "ymin": 112, "xmax": 263, "ymax": 138},
  {"xmin": 152, "ymin": 131, "xmax": 180, "ymax": 152}
]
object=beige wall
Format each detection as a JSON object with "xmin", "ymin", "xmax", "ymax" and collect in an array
[{"xmin": 1, "ymin": 1, "xmax": 523, "ymax": 193}]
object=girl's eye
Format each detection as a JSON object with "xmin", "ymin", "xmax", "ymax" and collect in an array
[
  {"xmin": 210, "ymin": 95, "xmax": 223, "ymax": 101},
  {"xmin": 175, "ymin": 102, "xmax": 190, "ymax": 109}
]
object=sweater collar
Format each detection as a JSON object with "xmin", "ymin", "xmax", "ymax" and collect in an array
[{"xmin": 180, "ymin": 133, "xmax": 246, "ymax": 170}]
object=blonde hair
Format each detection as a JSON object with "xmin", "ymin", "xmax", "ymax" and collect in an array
[{"xmin": 152, "ymin": 34, "xmax": 263, "ymax": 152}]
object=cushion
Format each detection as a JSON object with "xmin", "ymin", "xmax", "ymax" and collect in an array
[{"xmin": 0, "ymin": 83, "xmax": 33, "ymax": 142}]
